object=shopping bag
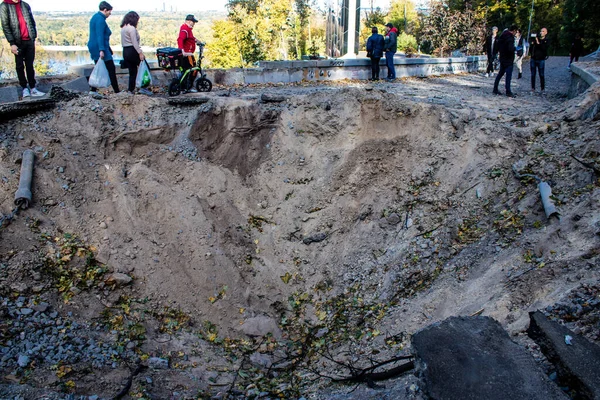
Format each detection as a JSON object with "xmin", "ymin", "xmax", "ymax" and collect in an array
[
  {"xmin": 89, "ymin": 59, "xmax": 111, "ymax": 88},
  {"xmin": 136, "ymin": 60, "xmax": 153, "ymax": 88}
]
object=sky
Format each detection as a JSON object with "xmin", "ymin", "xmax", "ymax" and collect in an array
[{"xmin": 29, "ymin": 0, "xmax": 392, "ymax": 13}]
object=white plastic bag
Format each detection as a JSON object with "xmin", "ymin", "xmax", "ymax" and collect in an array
[
  {"xmin": 135, "ymin": 60, "xmax": 153, "ymax": 88},
  {"xmin": 89, "ymin": 59, "xmax": 110, "ymax": 88}
]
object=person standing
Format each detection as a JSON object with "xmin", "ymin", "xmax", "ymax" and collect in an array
[
  {"xmin": 366, "ymin": 26, "xmax": 384, "ymax": 81},
  {"xmin": 0, "ymin": 0, "xmax": 45, "ymax": 98},
  {"xmin": 383, "ymin": 22, "xmax": 397, "ymax": 81},
  {"xmin": 514, "ymin": 29, "xmax": 525, "ymax": 79},
  {"xmin": 88, "ymin": 1, "xmax": 120, "ymax": 94},
  {"xmin": 530, "ymin": 27, "xmax": 549, "ymax": 94},
  {"xmin": 484, "ymin": 26, "xmax": 499, "ymax": 77},
  {"xmin": 177, "ymin": 14, "xmax": 202, "ymax": 92},
  {"xmin": 493, "ymin": 25, "xmax": 518, "ymax": 97},
  {"xmin": 569, "ymin": 34, "xmax": 583, "ymax": 68},
  {"xmin": 120, "ymin": 11, "xmax": 144, "ymax": 93}
]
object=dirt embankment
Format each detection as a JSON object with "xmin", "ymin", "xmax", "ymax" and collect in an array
[{"xmin": 0, "ymin": 61, "xmax": 598, "ymax": 398}]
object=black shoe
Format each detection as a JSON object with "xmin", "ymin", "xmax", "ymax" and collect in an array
[
  {"xmin": 506, "ymin": 92, "xmax": 516, "ymax": 98},
  {"xmin": 518, "ymin": 72, "xmax": 522, "ymax": 79},
  {"xmin": 492, "ymin": 90, "xmax": 501, "ymax": 95}
]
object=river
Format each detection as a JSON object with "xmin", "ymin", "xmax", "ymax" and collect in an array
[{"xmin": 0, "ymin": 46, "xmax": 156, "ymax": 79}]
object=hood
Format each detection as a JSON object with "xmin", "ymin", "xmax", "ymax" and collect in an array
[
  {"xmin": 391, "ymin": 27, "xmax": 398, "ymax": 34},
  {"xmin": 3, "ymin": 0, "xmax": 20, "ymax": 3}
]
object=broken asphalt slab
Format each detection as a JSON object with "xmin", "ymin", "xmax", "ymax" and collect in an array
[
  {"xmin": 527, "ymin": 311, "xmax": 600, "ymax": 399},
  {"xmin": 412, "ymin": 316, "xmax": 567, "ymax": 400},
  {"xmin": 0, "ymin": 98, "xmax": 56, "ymax": 121}
]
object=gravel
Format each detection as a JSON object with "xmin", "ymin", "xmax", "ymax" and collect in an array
[{"xmin": 0, "ymin": 295, "xmax": 140, "ymax": 372}]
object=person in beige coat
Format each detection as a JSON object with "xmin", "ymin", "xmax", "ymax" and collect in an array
[{"xmin": 120, "ymin": 11, "xmax": 144, "ymax": 93}]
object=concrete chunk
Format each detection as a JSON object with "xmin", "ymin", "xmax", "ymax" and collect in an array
[
  {"xmin": 60, "ymin": 77, "xmax": 91, "ymax": 93},
  {"xmin": 412, "ymin": 316, "xmax": 567, "ymax": 400},
  {"xmin": 0, "ymin": 86, "xmax": 20, "ymax": 104},
  {"xmin": 528, "ymin": 311, "xmax": 600, "ymax": 399}
]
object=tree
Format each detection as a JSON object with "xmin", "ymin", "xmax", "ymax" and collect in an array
[
  {"xmin": 207, "ymin": 19, "xmax": 243, "ymax": 68},
  {"xmin": 420, "ymin": 0, "xmax": 486, "ymax": 57},
  {"xmin": 388, "ymin": 0, "xmax": 419, "ymax": 34}
]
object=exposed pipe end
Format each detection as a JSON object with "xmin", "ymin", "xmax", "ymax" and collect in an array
[{"xmin": 14, "ymin": 189, "xmax": 31, "ymax": 209}]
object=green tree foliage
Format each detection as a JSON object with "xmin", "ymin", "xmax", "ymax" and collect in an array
[
  {"xmin": 442, "ymin": 0, "xmax": 599, "ymax": 55},
  {"xmin": 206, "ymin": 19, "xmax": 241, "ymax": 69},
  {"xmin": 420, "ymin": 0, "xmax": 485, "ymax": 56},
  {"xmin": 561, "ymin": 0, "xmax": 600, "ymax": 51},
  {"xmin": 397, "ymin": 31, "xmax": 417, "ymax": 53},
  {"xmin": 388, "ymin": 0, "xmax": 420, "ymax": 34}
]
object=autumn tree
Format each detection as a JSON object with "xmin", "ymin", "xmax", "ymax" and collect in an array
[{"xmin": 420, "ymin": 0, "xmax": 485, "ymax": 57}]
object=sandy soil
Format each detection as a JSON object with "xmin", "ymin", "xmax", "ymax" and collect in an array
[{"xmin": 0, "ymin": 57, "xmax": 598, "ymax": 399}]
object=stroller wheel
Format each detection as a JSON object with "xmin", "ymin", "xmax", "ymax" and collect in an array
[
  {"xmin": 196, "ymin": 77, "xmax": 212, "ymax": 93},
  {"xmin": 168, "ymin": 78, "xmax": 181, "ymax": 96}
]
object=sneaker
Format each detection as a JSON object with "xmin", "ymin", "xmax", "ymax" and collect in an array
[
  {"xmin": 89, "ymin": 91, "xmax": 104, "ymax": 99},
  {"xmin": 186, "ymin": 88, "xmax": 198, "ymax": 93},
  {"xmin": 518, "ymin": 73, "xmax": 522, "ymax": 79},
  {"xmin": 30, "ymin": 88, "xmax": 45, "ymax": 97},
  {"xmin": 485, "ymin": 73, "xmax": 489, "ymax": 77},
  {"xmin": 492, "ymin": 90, "xmax": 501, "ymax": 95},
  {"xmin": 506, "ymin": 92, "xmax": 517, "ymax": 98},
  {"xmin": 22, "ymin": 88, "xmax": 30, "ymax": 98}
]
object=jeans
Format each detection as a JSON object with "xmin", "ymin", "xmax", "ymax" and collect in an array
[
  {"xmin": 530, "ymin": 59, "xmax": 545, "ymax": 90},
  {"xmin": 14, "ymin": 40, "xmax": 36, "ymax": 89},
  {"xmin": 493, "ymin": 63, "xmax": 513, "ymax": 94},
  {"xmin": 385, "ymin": 51, "xmax": 395, "ymax": 79},
  {"xmin": 90, "ymin": 58, "xmax": 120, "ymax": 93},
  {"xmin": 370, "ymin": 57, "xmax": 381, "ymax": 80},
  {"xmin": 123, "ymin": 46, "xmax": 141, "ymax": 92}
]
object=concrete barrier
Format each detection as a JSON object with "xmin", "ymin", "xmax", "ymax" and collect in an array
[
  {"xmin": 67, "ymin": 55, "xmax": 487, "ymax": 87},
  {"xmin": 568, "ymin": 63, "xmax": 599, "ymax": 99}
]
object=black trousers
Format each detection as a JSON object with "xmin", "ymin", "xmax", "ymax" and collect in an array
[
  {"xmin": 370, "ymin": 57, "xmax": 381, "ymax": 80},
  {"xmin": 123, "ymin": 46, "xmax": 140, "ymax": 92},
  {"xmin": 181, "ymin": 55, "xmax": 196, "ymax": 89},
  {"xmin": 90, "ymin": 58, "xmax": 120, "ymax": 93},
  {"xmin": 486, "ymin": 56, "xmax": 496, "ymax": 74},
  {"xmin": 15, "ymin": 40, "xmax": 36, "ymax": 89}
]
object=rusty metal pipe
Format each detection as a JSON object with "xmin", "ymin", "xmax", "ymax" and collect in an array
[{"xmin": 14, "ymin": 149, "xmax": 35, "ymax": 209}]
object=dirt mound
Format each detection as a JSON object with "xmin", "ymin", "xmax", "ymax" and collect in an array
[{"xmin": 0, "ymin": 66, "xmax": 598, "ymax": 398}]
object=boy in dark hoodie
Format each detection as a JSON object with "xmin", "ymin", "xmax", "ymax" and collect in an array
[
  {"xmin": 384, "ymin": 23, "xmax": 398, "ymax": 80},
  {"xmin": 1, "ymin": 0, "xmax": 45, "ymax": 98},
  {"xmin": 493, "ymin": 25, "xmax": 518, "ymax": 97}
]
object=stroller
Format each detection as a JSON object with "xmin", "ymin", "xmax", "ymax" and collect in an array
[{"xmin": 156, "ymin": 43, "xmax": 212, "ymax": 96}]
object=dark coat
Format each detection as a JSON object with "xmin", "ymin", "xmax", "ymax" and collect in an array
[
  {"xmin": 497, "ymin": 30, "xmax": 515, "ymax": 66},
  {"xmin": 484, "ymin": 34, "xmax": 498, "ymax": 58},
  {"xmin": 384, "ymin": 28, "xmax": 398, "ymax": 53},
  {"xmin": 366, "ymin": 33, "xmax": 385, "ymax": 58},
  {"xmin": 0, "ymin": 0, "xmax": 37, "ymax": 46},
  {"xmin": 570, "ymin": 37, "xmax": 583, "ymax": 57},
  {"xmin": 87, "ymin": 11, "xmax": 113, "ymax": 61},
  {"xmin": 531, "ymin": 36, "xmax": 549, "ymax": 61}
]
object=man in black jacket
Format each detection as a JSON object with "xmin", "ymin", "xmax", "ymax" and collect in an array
[
  {"xmin": 493, "ymin": 25, "xmax": 518, "ymax": 97},
  {"xmin": 530, "ymin": 27, "xmax": 549, "ymax": 93},
  {"xmin": 0, "ymin": 0, "xmax": 45, "ymax": 98},
  {"xmin": 483, "ymin": 26, "xmax": 499, "ymax": 77}
]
